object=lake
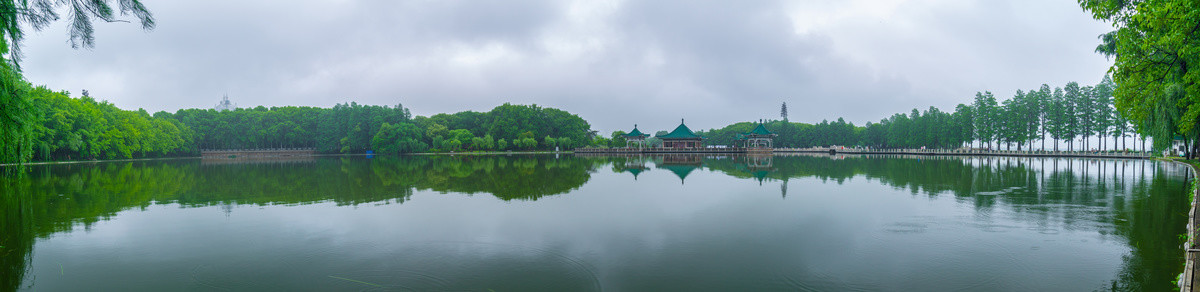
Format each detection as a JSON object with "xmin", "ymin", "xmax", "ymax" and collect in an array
[{"xmin": 0, "ymin": 154, "xmax": 1191, "ymax": 291}]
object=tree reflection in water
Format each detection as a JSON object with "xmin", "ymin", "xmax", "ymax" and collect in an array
[{"xmin": 0, "ymin": 154, "xmax": 1189, "ymax": 291}]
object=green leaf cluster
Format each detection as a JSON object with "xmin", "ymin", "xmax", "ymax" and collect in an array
[{"xmin": 1080, "ymin": 0, "xmax": 1200, "ymax": 155}]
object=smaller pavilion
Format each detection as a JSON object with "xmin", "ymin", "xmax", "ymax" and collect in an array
[
  {"xmin": 657, "ymin": 119, "xmax": 704, "ymax": 149},
  {"xmin": 622, "ymin": 124, "xmax": 650, "ymax": 148},
  {"xmin": 741, "ymin": 120, "xmax": 777, "ymax": 148}
]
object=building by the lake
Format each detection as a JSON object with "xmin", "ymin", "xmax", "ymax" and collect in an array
[
  {"xmin": 622, "ymin": 124, "xmax": 650, "ymax": 148},
  {"xmin": 738, "ymin": 120, "xmax": 777, "ymax": 148},
  {"xmin": 656, "ymin": 120, "xmax": 705, "ymax": 149},
  {"xmin": 575, "ymin": 119, "xmax": 777, "ymax": 153}
]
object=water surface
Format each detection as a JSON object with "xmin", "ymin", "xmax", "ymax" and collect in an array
[{"xmin": 0, "ymin": 154, "xmax": 1190, "ymax": 291}]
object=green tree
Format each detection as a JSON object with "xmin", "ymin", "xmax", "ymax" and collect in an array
[
  {"xmin": 1080, "ymin": 0, "xmax": 1200, "ymax": 156},
  {"xmin": 1034, "ymin": 85, "xmax": 1052, "ymax": 150},
  {"xmin": 953, "ymin": 104, "xmax": 974, "ymax": 148},
  {"xmin": 445, "ymin": 138, "xmax": 463, "ymax": 151},
  {"xmin": 448, "ymin": 129, "xmax": 474, "ymax": 149},
  {"xmin": 371, "ymin": 122, "xmax": 427, "ymax": 154},
  {"xmin": 0, "ymin": 0, "xmax": 155, "ymax": 165},
  {"xmin": 972, "ymin": 91, "xmax": 998, "ymax": 149},
  {"xmin": 1092, "ymin": 77, "xmax": 1116, "ymax": 150}
]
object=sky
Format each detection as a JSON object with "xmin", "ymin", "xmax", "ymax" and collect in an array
[{"xmin": 20, "ymin": 0, "xmax": 1114, "ymax": 134}]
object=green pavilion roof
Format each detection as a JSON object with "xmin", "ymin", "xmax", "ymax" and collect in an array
[
  {"xmin": 624, "ymin": 125, "xmax": 647, "ymax": 137},
  {"xmin": 657, "ymin": 120, "xmax": 703, "ymax": 139},
  {"xmin": 746, "ymin": 122, "xmax": 775, "ymax": 136}
]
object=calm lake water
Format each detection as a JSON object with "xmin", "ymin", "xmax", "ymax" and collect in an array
[{"xmin": 0, "ymin": 154, "xmax": 1191, "ymax": 291}]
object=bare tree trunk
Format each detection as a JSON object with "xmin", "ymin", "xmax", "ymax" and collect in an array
[{"xmin": 1190, "ymin": 137, "xmax": 1199, "ymax": 160}]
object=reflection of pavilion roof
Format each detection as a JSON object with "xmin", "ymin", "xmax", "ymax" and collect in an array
[
  {"xmin": 658, "ymin": 164, "xmax": 700, "ymax": 182},
  {"xmin": 657, "ymin": 121, "xmax": 703, "ymax": 139},
  {"xmin": 627, "ymin": 168, "xmax": 645, "ymax": 179},
  {"xmin": 620, "ymin": 165, "xmax": 649, "ymax": 180},
  {"xmin": 751, "ymin": 169, "xmax": 771, "ymax": 185}
]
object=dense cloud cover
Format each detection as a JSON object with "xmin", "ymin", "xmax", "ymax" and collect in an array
[{"xmin": 20, "ymin": 0, "xmax": 1112, "ymax": 133}]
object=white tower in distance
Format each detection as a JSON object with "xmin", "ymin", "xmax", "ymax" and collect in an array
[{"xmin": 214, "ymin": 94, "xmax": 234, "ymax": 111}]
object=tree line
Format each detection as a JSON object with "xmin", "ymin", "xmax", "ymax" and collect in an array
[
  {"xmin": 6, "ymin": 76, "xmax": 1140, "ymax": 164},
  {"xmin": 164, "ymin": 102, "xmax": 592, "ymax": 155},
  {"xmin": 5, "ymin": 81, "xmax": 595, "ymax": 164},
  {"xmin": 23, "ymin": 87, "xmax": 196, "ymax": 161},
  {"xmin": 5, "ymin": 83, "xmax": 595, "ymax": 164},
  {"xmin": 642, "ymin": 78, "xmax": 1139, "ymax": 151}
]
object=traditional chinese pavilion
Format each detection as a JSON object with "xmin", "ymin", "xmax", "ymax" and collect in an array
[
  {"xmin": 740, "ymin": 120, "xmax": 776, "ymax": 148},
  {"xmin": 622, "ymin": 124, "xmax": 649, "ymax": 148},
  {"xmin": 657, "ymin": 119, "xmax": 704, "ymax": 149}
]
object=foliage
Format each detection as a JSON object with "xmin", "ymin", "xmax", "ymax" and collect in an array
[
  {"xmin": 0, "ymin": 0, "xmax": 155, "ymax": 165},
  {"xmin": 1079, "ymin": 0, "xmax": 1200, "ymax": 156},
  {"xmin": 1, "ymin": 0, "xmax": 154, "ymax": 66},
  {"xmin": 167, "ymin": 102, "xmax": 589, "ymax": 154},
  {"xmin": 0, "ymin": 60, "xmax": 32, "ymax": 164},
  {"xmin": 371, "ymin": 122, "xmax": 427, "ymax": 154},
  {"xmin": 25, "ymin": 88, "xmax": 195, "ymax": 160},
  {"xmin": 695, "ymin": 80, "xmax": 1129, "ymax": 151}
]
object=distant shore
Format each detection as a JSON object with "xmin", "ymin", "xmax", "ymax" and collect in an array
[
  {"xmin": 3, "ymin": 148, "xmax": 1163, "ymax": 168},
  {"xmin": 0, "ymin": 151, "xmax": 577, "ymax": 167}
]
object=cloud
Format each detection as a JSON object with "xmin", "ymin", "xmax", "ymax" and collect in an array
[{"xmin": 19, "ymin": 0, "xmax": 1112, "ymax": 134}]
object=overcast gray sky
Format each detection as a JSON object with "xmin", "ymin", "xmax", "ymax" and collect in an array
[{"xmin": 20, "ymin": 0, "xmax": 1113, "ymax": 134}]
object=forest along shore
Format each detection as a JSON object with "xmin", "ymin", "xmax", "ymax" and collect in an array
[{"xmin": 3, "ymin": 148, "xmax": 1155, "ymax": 167}]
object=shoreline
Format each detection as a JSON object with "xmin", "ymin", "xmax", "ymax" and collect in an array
[
  {"xmin": 1, "ymin": 149, "xmax": 1159, "ymax": 167},
  {"xmin": 1167, "ymin": 159, "xmax": 1200, "ymax": 291},
  {"xmin": 0, "ymin": 151, "xmax": 576, "ymax": 167}
]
